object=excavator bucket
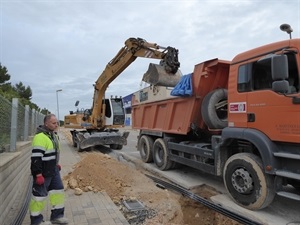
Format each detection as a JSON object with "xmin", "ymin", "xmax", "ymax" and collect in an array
[{"xmin": 142, "ymin": 63, "xmax": 182, "ymax": 87}]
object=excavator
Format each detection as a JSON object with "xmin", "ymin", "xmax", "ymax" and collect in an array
[{"xmin": 64, "ymin": 37, "xmax": 181, "ymax": 151}]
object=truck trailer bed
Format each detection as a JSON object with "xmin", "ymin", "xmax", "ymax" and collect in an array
[{"xmin": 132, "ymin": 58, "xmax": 230, "ymax": 135}]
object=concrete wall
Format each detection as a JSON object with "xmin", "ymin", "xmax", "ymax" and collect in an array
[{"xmin": 0, "ymin": 141, "xmax": 32, "ymax": 225}]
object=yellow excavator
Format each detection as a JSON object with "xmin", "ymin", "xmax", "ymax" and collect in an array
[{"xmin": 64, "ymin": 37, "xmax": 181, "ymax": 151}]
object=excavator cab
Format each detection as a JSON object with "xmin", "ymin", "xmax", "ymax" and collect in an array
[{"xmin": 103, "ymin": 97, "xmax": 125, "ymax": 126}]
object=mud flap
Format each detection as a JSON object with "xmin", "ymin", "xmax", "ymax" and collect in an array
[{"xmin": 142, "ymin": 63, "xmax": 182, "ymax": 87}]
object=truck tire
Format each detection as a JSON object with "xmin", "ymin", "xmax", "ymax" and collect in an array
[
  {"xmin": 153, "ymin": 138, "xmax": 174, "ymax": 171},
  {"xmin": 201, "ymin": 88, "xmax": 228, "ymax": 129},
  {"xmin": 223, "ymin": 153, "xmax": 275, "ymax": 210},
  {"xmin": 138, "ymin": 135, "xmax": 154, "ymax": 163}
]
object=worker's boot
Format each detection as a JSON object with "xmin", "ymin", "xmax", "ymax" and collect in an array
[
  {"xmin": 35, "ymin": 221, "xmax": 52, "ymax": 225},
  {"xmin": 51, "ymin": 217, "xmax": 68, "ymax": 224}
]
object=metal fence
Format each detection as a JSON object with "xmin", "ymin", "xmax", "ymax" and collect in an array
[{"xmin": 0, "ymin": 95, "xmax": 44, "ymax": 153}]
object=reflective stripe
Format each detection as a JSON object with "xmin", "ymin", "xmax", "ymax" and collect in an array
[
  {"xmin": 42, "ymin": 155, "xmax": 56, "ymax": 161},
  {"xmin": 44, "ymin": 149, "xmax": 56, "ymax": 154},
  {"xmin": 31, "ymin": 152, "xmax": 43, "ymax": 157},
  {"xmin": 31, "ymin": 195, "xmax": 47, "ymax": 202},
  {"xmin": 30, "ymin": 211, "xmax": 41, "ymax": 217},
  {"xmin": 52, "ymin": 203, "xmax": 64, "ymax": 210},
  {"xmin": 49, "ymin": 189, "xmax": 64, "ymax": 194},
  {"xmin": 41, "ymin": 149, "xmax": 57, "ymax": 161}
]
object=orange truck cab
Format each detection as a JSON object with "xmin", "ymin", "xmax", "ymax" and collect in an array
[{"xmin": 132, "ymin": 38, "xmax": 300, "ymax": 210}]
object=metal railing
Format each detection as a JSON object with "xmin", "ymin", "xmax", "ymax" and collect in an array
[{"xmin": 0, "ymin": 96, "xmax": 44, "ymax": 153}]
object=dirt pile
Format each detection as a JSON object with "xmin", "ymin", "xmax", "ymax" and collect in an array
[
  {"xmin": 63, "ymin": 150, "xmax": 241, "ymax": 225},
  {"xmin": 63, "ymin": 152, "xmax": 183, "ymax": 224}
]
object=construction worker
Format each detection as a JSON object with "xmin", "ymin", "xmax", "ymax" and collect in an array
[{"xmin": 29, "ymin": 114, "xmax": 68, "ymax": 225}]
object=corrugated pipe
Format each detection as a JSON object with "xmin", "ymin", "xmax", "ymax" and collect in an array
[{"xmin": 11, "ymin": 176, "xmax": 32, "ymax": 225}]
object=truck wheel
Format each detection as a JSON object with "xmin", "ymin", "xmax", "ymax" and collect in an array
[
  {"xmin": 223, "ymin": 153, "xmax": 275, "ymax": 210},
  {"xmin": 153, "ymin": 138, "xmax": 173, "ymax": 171},
  {"xmin": 201, "ymin": 88, "xmax": 228, "ymax": 129},
  {"xmin": 138, "ymin": 135, "xmax": 154, "ymax": 163}
]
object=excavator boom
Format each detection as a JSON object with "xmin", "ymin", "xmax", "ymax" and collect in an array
[{"xmin": 91, "ymin": 37, "xmax": 181, "ymax": 129}]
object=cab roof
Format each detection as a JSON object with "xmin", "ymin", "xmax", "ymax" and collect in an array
[{"xmin": 231, "ymin": 38, "xmax": 300, "ymax": 65}]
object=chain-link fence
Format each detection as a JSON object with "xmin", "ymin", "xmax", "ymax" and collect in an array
[
  {"xmin": 0, "ymin": 96, "xmax": 12, "ymax": 153},
  {"xmin": 0, "ymin": 95, "xmax": 44, "ymax": 153}
]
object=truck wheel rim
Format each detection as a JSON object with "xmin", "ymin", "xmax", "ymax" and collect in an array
[{"xmin": 231, "ymin": 168, "xmax": 253, "ymax": 194}]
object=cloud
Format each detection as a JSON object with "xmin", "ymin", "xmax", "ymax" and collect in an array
[{"xmin": 1, "ymin": 0, "xmax": 299, "ymax": 120}]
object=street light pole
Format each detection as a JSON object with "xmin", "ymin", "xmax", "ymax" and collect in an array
[{"xmin": 56, "ymin": 89, "xmax": 62, "ymax": 126}]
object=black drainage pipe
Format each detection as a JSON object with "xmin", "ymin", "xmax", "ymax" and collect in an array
[{"xmin": 11, "ymin": 176, "xmax": 32, "ymax": 225}]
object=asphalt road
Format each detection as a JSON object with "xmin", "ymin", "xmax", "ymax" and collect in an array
[{"xmin": 113, "ymin": 127, "xmax": 300, "ymax": 225}]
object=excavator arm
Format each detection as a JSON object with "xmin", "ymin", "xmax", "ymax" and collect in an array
[{"xmin": 90, "ymin": 37, "xmax": 181, "ymax": 128}]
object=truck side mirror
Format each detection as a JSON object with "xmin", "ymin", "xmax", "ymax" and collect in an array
[
  {"xmin": 272, "ymin": 80, "xmax": 289, "ymax": 93},
  {"xmin": 271, "ymin": 55, "xmax": 289, "ymax": 93}
]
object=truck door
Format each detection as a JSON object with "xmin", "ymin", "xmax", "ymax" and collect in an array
[
  {"xmin": 228, "ymin": 64, "xmax": 250, "ymax": 128},
  {"xmin": 246, "ymin": 53, "xmax": 300, "ymax": 143}
]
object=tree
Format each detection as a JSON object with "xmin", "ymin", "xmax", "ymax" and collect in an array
[
  {"xmin": 14, "ymin": 82, "xmax": 32, "ymax": 100},
  {"xmin": 41, "ymin": 108, "xmax": 51, "ymax": 115},
  {"xmin": 0, "ymin": 62, "xmax": 47, "ymax": 112},
  {"xmin": 0, "ymin": 63, "xmax": 10, "ymax": 84}
]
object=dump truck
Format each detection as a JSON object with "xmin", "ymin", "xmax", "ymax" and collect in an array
[
  {"xmin": 64, "ymin": 37, "xmax": 181, "ymax": 150},
  {"xmin": 132, "ymin": 30, "xmax": 300, "ymax": 210}
]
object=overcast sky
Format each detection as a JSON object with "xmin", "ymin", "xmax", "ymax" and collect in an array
[{"xmin": 1, "ymin": 0, "xmax": 300, "ymax": 121}]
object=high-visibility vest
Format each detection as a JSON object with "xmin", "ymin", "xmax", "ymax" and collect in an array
[{"xmin": 31, "ymin": 132, "xmax": 60, "ymax": 177}]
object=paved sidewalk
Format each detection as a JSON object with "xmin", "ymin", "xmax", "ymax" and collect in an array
[{"xmin": 22, "ymin": 130, "xmax": 129, "ymax": 225}]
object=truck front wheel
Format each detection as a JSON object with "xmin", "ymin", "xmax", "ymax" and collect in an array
[
  {"xmin": 138, "ymin": 135, "xmax": 154, "ymax": 163},
  {"xmin": 223, "ymin": 153, "xmax": 275, "ymax": 210},
  {"xmin": 153, "ymin": 138, "xmax": 173, "ymax": 171}
]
